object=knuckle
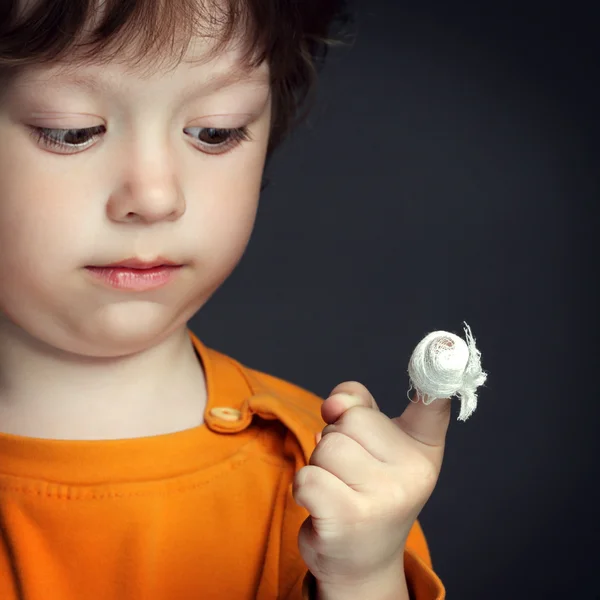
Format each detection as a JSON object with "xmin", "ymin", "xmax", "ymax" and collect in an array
[
  {"xmin": 293, "ymin": 465, "xmax": 318, "ymax": 499},
  {"xmin": 310, "ymin": 429, "xmax": 358, "ymax": 469},
  {"xmin": 312, "ymin": 430, "xmax": 346, "ymax": 463},
  {"xmin": 337, "ymin": 404, "xmax": 367, "ymax": 429}
]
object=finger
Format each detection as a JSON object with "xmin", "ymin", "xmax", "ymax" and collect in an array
[
  {"xmin": 321, "ymin": 405, "xmax": 408, "ymax": 464},
  {"xmin": 293, "ymin": 464, "xmax": 359, "ymax": 522},
  {"xmin": 393, "ymin": 391, "xmax": 452, "ymax": 451},
  {"xmin": 322, "ymin": 381, "xmax": 380, "ymax": 425},
  {"xmin": 309, "ymin": 429, "xmax": 381, "ymax": 491}
]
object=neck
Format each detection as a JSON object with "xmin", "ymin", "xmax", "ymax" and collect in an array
[{"xmin": 0, "ymin": 319, "xmax": 207, "ymax": 440}]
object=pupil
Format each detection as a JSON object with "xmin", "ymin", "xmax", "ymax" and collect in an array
[
  {"xmin": 64, "ymin": 130, "xmax": 88, "ymax": 144},
  {"xmin": 201, "ymin": 128, "xmax": 228, "ymax": 144}
]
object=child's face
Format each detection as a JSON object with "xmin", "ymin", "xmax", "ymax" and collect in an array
[{"xmin": 0, "ymin": 40, "xmax": 272, "ymax": 357}]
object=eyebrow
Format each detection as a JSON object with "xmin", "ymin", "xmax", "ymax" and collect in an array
[{"xmin": 36, "ymin": 66, "xmax": 270, "ymax": 96}]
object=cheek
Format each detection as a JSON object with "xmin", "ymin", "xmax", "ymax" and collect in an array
[
  {"xmin": 0, "ymin": 177, "xmax": 85, "ymax": 274},
  {"xmin": 0, "ymin": 130, "xmax": 91, "ymax": 269},
  {"xmin": 195, "ymin": 175, "xmax": 260, "ymax": 279},
  {"xmin": 191, "ymin": 140, "xmax": 268, "ymax": 267}
]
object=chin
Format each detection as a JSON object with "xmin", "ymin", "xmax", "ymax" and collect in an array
[{"xmin": 73, "ymin": 305, "xmax": 194, "ymax": 358}]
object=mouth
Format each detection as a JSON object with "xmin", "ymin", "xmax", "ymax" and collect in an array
[
  {"xmin": 84, "ymin": 258, "xmax": 184, "ymax": 291},
  {"xmin": 92, "ymin": 257, "xmax": 182, "ymax": 269}
]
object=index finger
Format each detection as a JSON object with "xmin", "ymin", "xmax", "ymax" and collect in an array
[{"xmin": 321, "ymin": 380, "xmax": 380, "ymax": 425}]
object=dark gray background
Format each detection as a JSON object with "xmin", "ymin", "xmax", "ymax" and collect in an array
[{"xmin": 190, "ymin": 1, "xmax": 599, "ymax": 598}]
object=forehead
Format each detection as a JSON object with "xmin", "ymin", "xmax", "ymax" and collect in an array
[
  {"xmin": 13, "ymin": 0, "xmax": 264, "ymax": 73},
  {"xmin": 42, "ymin": 45, "xmax": 269, "ymax": 86},
  {"xmin": 2, "ymin": 0, "xmax": 273, "ymax": 104},
  {"xmin": 9, "ymin": 26, "xmax": 269, "ymax": 96}
]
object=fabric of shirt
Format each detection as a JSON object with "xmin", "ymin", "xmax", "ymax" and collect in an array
[{"xmin": 0, "ymin": 331, "xmax": 446, "ymax": 599}]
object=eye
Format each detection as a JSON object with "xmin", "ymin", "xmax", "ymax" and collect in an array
[
  {"xmin": 28, "ymin": 125, "xmax": 252, "ymax": 155},
  {"xmin": 29, "ymin": 126, "xmax": 106, "ymax": 154},
  {"xmin": 184, "ymin": 126, "xmax": 251, "ymax": 154}
]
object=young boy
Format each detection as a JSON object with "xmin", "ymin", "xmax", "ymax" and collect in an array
[{"xmin": 0, "ymin": 0, "xmax": 447, "ymax": 598}]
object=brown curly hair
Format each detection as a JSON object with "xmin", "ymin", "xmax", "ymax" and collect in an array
[{"xmin": 0, "ymin": 0, "xmax": 351, "ymax": 154}]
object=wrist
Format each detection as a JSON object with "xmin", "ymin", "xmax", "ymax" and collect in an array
[{"xmin": 315, "ymin": 567, "xmax": 410, "ymax": 600}]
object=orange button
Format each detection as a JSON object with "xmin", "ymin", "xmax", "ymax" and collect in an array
[{"xmin": 209, "ymin": 407, "xmax": 242, "ymax": 422}]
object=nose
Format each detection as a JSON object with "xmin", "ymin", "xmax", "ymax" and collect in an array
[{"xmin": 106, "ymin": 154, "xmax": 186, "ymax": 224}]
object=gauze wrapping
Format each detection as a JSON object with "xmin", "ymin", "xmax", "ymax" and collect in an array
[{"xmin": 407, "ymin": 322, "xmax": 487, "ymax": 421}]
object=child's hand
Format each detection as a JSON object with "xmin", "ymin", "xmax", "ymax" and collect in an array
[{"xmin": 293, "ymin": 381, "xmax": 450, "ymax": 596}]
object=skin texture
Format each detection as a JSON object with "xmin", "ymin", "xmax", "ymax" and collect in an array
[
  {"xmin": 294, "ymin": 382, "xmax": 451, "ymax": 600},
  {"xmin": 0, "ymin": 38, "xmax": 272, "ymax": 439}
]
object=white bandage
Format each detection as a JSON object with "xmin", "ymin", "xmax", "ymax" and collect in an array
[{"xmin": 407, "ymin": 322, "xmax": 487, "ymax": 421}]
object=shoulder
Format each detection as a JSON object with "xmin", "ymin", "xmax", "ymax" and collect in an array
[
  {"xmin": 247, "ymin": 363, "xmax": 324, "ymax": 413},
  {"xmin": 239, "ymin": 359, "xmax": 326, "ymax": 431},
  {"xmin": 238, "ymin": 361, "xmax": 326, "ymax": 465},
  {"xmin": 193, "ymin": 333, "xmax": 325, "ymax": 459}
]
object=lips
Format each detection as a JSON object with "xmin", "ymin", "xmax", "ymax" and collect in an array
[
  {"xmin": 91, "ymin": 257, "xmax": 181, "ymax": 269},
  {"xmin": 84, "ymin": 259, "xmax": 183, "ymax": 291}
]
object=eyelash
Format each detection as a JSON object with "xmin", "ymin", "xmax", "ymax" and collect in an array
[{"xmin": 28, "ymin": 125, "xmax": 252, "ymax": 155}]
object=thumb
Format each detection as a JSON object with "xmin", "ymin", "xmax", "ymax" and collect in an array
[
  {"xmin": 394, "ymin": 322, "xmax": 484, "ymax": 450},
  {"xmin": 393, "ymin": 392, "xmax": 452, "ymax": 450}
]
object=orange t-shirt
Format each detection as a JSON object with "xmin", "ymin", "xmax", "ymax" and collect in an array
[{"xmin": 0, "ymin": 331, "xmax": 445, "ymax": 599}]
